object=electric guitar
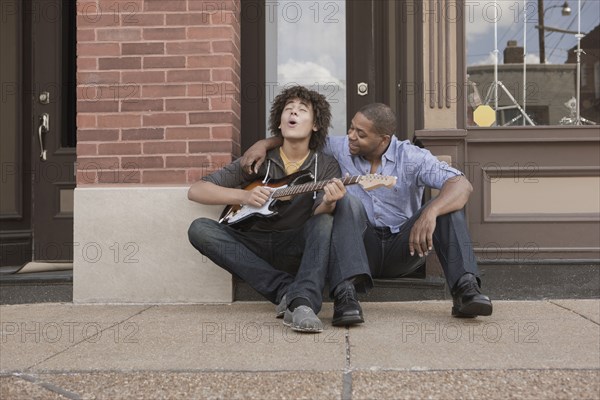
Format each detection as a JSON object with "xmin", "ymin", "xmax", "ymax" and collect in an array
[{"xmin": 219, "ymin": 170, "xmax": 397, "ymax": 227}]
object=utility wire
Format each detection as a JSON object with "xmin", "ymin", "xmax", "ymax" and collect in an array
[{"xmin": 547, "ymin": 0, "xmax": 589, "ymax": 62}]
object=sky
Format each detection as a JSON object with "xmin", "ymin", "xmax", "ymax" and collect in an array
[{"xmin": 466, "ymin": 0, "xmax": 600, "ymax": 65}]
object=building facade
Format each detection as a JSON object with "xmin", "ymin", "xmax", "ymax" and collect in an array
[{"xmin": 1, "ymin": 0, "xmax": 598, "ymax": 303}]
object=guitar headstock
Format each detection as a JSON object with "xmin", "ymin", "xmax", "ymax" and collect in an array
[{"xmin": 357, "ymin": 175, "xmax": 397, "ymax": 191}]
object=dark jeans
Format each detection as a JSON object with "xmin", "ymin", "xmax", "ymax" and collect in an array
[
  {"xmin": 331, "ymin": 195, "xmax": 480, "ymax": 291},
  {"xmin": 188, "ymin": 213, "xmax": 334, "ymax": 313}
]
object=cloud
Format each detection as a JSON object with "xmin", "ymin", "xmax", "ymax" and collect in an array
[
  {"xmin": 472, "ymin": 52, "xmax": 498, "ymax": 65},
  {"xmin": 277, "ymin": 59, "xmax": 346, "ymax": 89},
  {"xmin": 465, "ymin": 0, "xmax": 521, "ymax": 42},
  {"xmin": 470, "ymin": 51, "xmax": 541, "ymax": 65},
  {"xmin": 525, "ymin": 53, "xmax": 541, "ymax": 64}
]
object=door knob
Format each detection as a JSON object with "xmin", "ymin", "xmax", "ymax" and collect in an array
[
  {"xmin": 357, "ymin": 82, "xmax": 368, "ymax": 96},
  {"xmin": 38, "ymin": 113, "xmax": 49, "ymax": 161}
]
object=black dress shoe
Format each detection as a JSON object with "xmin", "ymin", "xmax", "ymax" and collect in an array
[
  {"xmin": 332, "ymin": 281, "xmax": 364, "ymax": 326},
  {"xmin": 451, "ymin": 273, "xmax": 493, "ymax": 318}
]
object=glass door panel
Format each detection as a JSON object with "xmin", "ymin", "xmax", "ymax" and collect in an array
[{"xmin": 265, "ymin": 0, "xmax": 347, "ymax": 135}]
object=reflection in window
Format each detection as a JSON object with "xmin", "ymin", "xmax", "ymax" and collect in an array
[
  {"xmin": 466, "ymin": 0, "xmax": 599, "ymax": 127},
  {"xmin": 265, "ymin": 1, "xmax": 347, "ymax": 135}
]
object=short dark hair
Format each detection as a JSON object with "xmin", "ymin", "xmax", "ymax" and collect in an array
[
  {"xmin": 358, "ymin": 103, "xmax": 397, "ymax": 137},
  {"xmin": 269, "ymin": 85, "xmax": 331, "ymax": 150}
]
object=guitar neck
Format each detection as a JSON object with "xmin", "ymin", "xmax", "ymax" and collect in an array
[{"xmin": 272, "ymin": 176, "xmax": 361, "ymax": 199}]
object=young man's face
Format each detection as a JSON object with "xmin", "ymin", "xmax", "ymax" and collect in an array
[
  {"xmin": 347, "ymin": 112, "xmax": 389, "ymax": 158},
  {"xmin": 279, "ymin": 98, "xmax": 317, "ymax": 141}
]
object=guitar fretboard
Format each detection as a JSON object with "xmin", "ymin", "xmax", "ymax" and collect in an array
[{"xmin": 272, "ymin": 175, "xmax": 361, "ymax": 199}]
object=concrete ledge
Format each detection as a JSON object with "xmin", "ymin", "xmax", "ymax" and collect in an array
[{"xmin": 73, "ymin": 187, "xmax": 232, "ymax": 303}]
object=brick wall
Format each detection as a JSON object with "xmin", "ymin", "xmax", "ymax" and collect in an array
[{"xmin": 76, "ymin": 0, "xmax": 241, "ymax": 185}]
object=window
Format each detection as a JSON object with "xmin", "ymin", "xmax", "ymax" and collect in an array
[
  {"xmin": 466, "ymin": 0, "xmax": 599, "ymax": 127},
  {"xmin": 265, "ymin": 0, "xmax": 347, "ymax": 135}
]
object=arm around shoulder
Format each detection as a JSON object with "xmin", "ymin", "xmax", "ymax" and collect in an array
[{"xmin": 240, "ymin": 136, "xmax": 283, "ymax": 174}]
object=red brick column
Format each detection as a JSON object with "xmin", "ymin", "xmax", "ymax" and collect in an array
[{"xmin": 76, "ymin": 0, "xmax": 241, "ymax": 185}]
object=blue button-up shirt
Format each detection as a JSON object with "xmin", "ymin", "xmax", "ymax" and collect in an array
[{"xmin": 324, "ymin": 135, "xmax": 463, "ymax": 233}]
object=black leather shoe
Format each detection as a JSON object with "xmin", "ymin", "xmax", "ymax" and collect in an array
[
  {"xmin": 451, "ymin": 273, "xmax": 493, "ymax": 318},
  {"xmin": 332, "ymin": 281, "xmax": 364, "ymax": 326}
]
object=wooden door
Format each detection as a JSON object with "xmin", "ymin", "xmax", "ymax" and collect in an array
[{"xmin": 0, "ymin": 0, "xmax": 76, "ymax": 268}]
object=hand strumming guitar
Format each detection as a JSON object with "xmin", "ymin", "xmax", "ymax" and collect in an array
[{"xmin": 243, "ymin": 185, "xmax": 274, "ymax": 208}]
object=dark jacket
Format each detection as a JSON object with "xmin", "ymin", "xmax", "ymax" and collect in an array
[{"xmin": 202, "ymin": 147, "xmax": 341, "ymax": 231}]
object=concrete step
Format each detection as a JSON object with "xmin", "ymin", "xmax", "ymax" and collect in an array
[
  {"xmin": 0, "ymin": 269, "xmax": 73, "ymax": 305},
  {"xmin": 1, "ymin": 264, "xmax": 598, "ymax": 305},
  {"xmin": 235, "ymin": 263, "xmax": 600, "ymax": 302}
]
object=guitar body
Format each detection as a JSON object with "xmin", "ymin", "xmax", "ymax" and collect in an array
[
  {"xmin": 218, "ymin": 170, "xmax": 397, "ymax": 228},
  {"xmin": 219, "ymin": 170, "xmax": 314, "ymax": 227}
]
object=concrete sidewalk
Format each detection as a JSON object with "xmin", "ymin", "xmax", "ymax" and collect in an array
[{"xmin": 1, "ymin": 300, "xmax": 599, "ymax": 399}]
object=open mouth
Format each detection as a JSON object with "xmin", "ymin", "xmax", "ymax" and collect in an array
[{"xmin": 288, "ymin": 119, "xmax": 298, "ymax": 127}]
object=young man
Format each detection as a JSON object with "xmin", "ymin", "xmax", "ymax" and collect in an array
[
  {"xmin": 188, "ymin": 86, "xmax": 368, "ymax": 332},
  {"xmin": 241, "ymin": 103, "xmax": 493, "ymax": 324}
]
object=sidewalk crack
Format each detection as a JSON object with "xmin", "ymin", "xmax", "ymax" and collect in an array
[
  {"xmin": 342, "ymin": 327, "xmax": 352, "ymax": 400},
  {"xmin": 24, "ymin": 305, "xmax": 156, "ymax": 372},
  {"xmin": 549, "ymin": 301, "xmax": 600, "ymax": 326},
  {"xmin": 344, "ymin": 327, "xmax": 351, "ymax": 370}
]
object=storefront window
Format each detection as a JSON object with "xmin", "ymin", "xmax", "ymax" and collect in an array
[
  {"xmin": 465, "ymin": 0, "xmax": 599, "ymax": 127},
  {"xmin": 265, "ymin": 0, "xmax": 347, "ymax": 135}
]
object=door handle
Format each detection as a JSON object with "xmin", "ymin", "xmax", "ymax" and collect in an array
[{"xmin": 38, "ymin": 113, "xmax": 49, "ymax": 161}]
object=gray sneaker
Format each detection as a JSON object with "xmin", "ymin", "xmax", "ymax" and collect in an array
[
  {"xmin": 283, "ymin": 305, "xmax": 323, "ymax": 333},
  {"xmin": 275, "ymin": 294, "xmax": 287, "ymax": 318}
]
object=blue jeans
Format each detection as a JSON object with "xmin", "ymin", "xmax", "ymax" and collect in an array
[
  {"xmin": 188, "ymin": 213, "xmax": 334, "ymax": 313},
  {"xmin": 331, "ymin": 195, "xmax": 480, "ymax": 290}
]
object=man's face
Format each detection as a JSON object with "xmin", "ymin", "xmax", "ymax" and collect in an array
[
  {"xmin": 279, "ymin": 98, "xmax": 317, "ymax": 140},
  {"xmin": 347, "ymin": 112, "xmax": 388, "ymax": 158}
]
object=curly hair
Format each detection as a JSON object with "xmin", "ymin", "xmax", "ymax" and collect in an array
[
  {"xmin": 268, "ymin": 85, "xmax": 331, "ymax": 150},
  {"xmin": 358, "ymin": 103, "xmax": 397, "ymax": 137}
]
